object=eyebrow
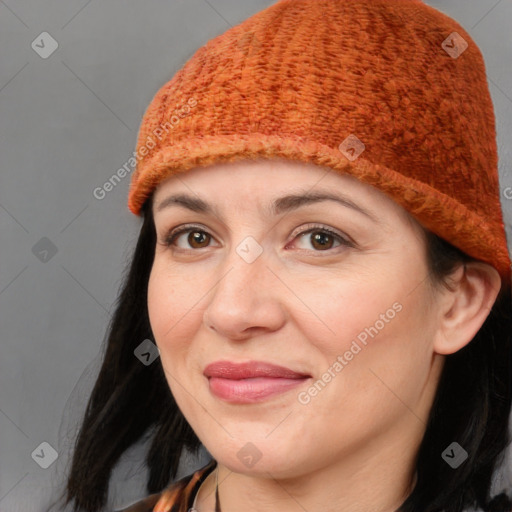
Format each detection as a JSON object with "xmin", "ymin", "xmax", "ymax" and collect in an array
[{"xmin": 155, "ymin": 191, "xmax": 380, "ymax": 223}]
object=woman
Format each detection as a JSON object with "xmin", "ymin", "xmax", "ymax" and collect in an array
[{"xmin": 48, "ymin": 0, "xmax": 512, "ymax": 511}]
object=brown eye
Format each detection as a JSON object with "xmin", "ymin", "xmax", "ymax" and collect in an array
[
  {"xmin": 186, "ymin": 230, "xmax": 211, "ymax": 249},
  {"xmin": 292, "ymin": 224, "xmax": 352, "ymax": 253},
  {"xmin": 164, "ymin": 226, "xmax": 214, "ymax": 249},
  {"xmin": 309, "ymin": 231, "xmax": 336, "ymax": 251}
]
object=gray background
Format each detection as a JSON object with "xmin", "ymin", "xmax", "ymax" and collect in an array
[{"xmin": 1, "ymin": 1, "xmax": 511, "ymax": 511}]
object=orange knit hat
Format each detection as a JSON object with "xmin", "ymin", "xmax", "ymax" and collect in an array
[{"xmin": 127, "ymin": 0, "xmax": 511, "ymax": 283}]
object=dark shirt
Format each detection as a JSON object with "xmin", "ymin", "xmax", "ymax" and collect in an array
[{"xmin": 114, "ymin": 460, "xmax": 217, "ymax": 512}]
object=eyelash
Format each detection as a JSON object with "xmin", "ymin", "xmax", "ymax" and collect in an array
[{"xmin": 161, "ymin": 223, "xmax": 354, "ymax": 253}]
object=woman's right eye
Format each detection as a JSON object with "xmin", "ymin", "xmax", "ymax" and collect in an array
[{"xmin": 163, "ymin": 225, "xmax": 215, "ymax": 250}]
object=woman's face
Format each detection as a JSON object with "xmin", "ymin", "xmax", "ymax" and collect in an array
[{"xmin": 148, "ymin": 158, "xmax": 445, "ymax": 478}]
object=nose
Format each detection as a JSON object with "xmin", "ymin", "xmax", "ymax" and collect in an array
[{"xmin": 202, "ymin": 243, "xmax": 286, "ymax": 341}]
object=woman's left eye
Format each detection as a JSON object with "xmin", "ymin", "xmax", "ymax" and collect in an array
[
  {"xmin": 291, "ymin": 225, "xmax": 354, "ymax": 252},
  {"xmin": 162, "ymin": 223, "xmax": 354, "ymax": 252}
]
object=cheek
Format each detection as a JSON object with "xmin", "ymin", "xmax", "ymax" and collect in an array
[
  {"xmin": 147, "ymin": 263, "xmax": 192, "ymax": 356},
  {"xmin": 147, "ymin": 260, "xmax": 214, "ymax": 383},
  {"xmin": 293, "ymin": 283, "xmax": 435, "ymax": 450},
  {"xmin": 147, "ymin": 265, "xmax": 200, "ymax": 409},
  {"xmin": 296, "ymin": 273, "xmax": 402, "ymax": 353},
  {"xmin": 300, "ymin": 270, "xmax": 434, "ymax": 388},
  {"xmin": 147, "ymin": 267, "xmax": 170, "ymax": 344}
]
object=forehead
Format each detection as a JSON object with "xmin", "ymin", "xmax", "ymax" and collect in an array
[
  {"xmin": 153, "ymin": 159, "xmax": 388, "ymax": 206},
  {"xmin": 151, "ymin": 158, "xmax": 422, "ymax": 235}
]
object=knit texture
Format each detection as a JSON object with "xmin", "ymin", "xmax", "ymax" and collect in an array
[{"xmin": 127, "ymin": 0, "xmax": 511, "ymax": 282}]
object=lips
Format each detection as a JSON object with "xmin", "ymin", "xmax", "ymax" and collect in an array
[
  {"xmin": 203, "ymin": 360, "xmax": 310, "ymax": 379},
  {"xmin": 203, "ymin": 360, "xmax": 311, "ymax": 403}
]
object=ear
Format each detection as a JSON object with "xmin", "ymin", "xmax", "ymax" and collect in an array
[{"xmin": 433, "ymin": 262, "xmax": 502, "ymax": 355}]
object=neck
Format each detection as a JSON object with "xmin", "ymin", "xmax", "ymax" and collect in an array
[{"xmin": 196, "ymin": 440, "xmax": 418, "ymax": 512}]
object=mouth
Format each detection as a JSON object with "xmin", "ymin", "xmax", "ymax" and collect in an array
[{"xmin": 203, "ymin": 360, "xmax": 312, "ymax": 403}]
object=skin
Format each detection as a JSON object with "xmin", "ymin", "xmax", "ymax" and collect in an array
[{"xmin": 147, "ymin": 158, "xmax": 501, "ymax": 512}]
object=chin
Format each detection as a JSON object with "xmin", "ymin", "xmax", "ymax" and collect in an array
[{"xmin": 209, "ymin": 439, "xmax": 310, "ymax": 478}]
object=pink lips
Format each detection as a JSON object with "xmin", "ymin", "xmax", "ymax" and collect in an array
[{"xmin": 203, "ymin": 360, "xmax": 311, "ymax": 403}]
